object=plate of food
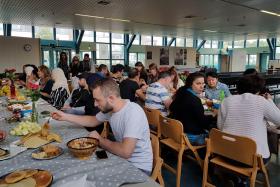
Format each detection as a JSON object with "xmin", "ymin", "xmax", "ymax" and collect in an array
[
  {"xmin": 0, "ymin": 169, "xmax": 53, "ymax": 187},
  {"xmin": 0, "ymin": 148, "xmax": 9, "ymax": 158},
  {"xmin": 32, "ymin": 144, "xmax": 63, "ymax": 160}
]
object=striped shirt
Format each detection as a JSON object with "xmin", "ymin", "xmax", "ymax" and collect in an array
[
  {"xmin": 50, "ymin": 87, "xmax": 69, "ymax": 110},
  {"xmin": 218, "ymin": 93, "xmax": 280, "ymax": 158},
  {"xmin": 145, "ymin": 82, "xmax": 170, "ymax": 116}
]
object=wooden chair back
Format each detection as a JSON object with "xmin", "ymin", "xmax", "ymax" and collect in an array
[
  {"xmin": 159, "ymin": 115, "xmax": 184, "ymax": 145},
  {"xmin": 144, "ymin": 107, "xmax": 161, "ymax": 137},
  {"xmin": 209, "ymin": 128, "xmax": 257, "ymax": 166},
  {"xmin": 151, "ymin": 134, "xmax": 160, "ymax": 168}
]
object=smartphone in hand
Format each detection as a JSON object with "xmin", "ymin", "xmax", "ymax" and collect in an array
[{"xmin": 96, "ymin": 150, "xmax": 108, "ymax": 159}]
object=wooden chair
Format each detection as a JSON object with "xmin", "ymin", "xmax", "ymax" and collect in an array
[
  {"xmin": 150, "ymin": 134, "xmax": 164, "ymax": 186},
  {"xmin": 144, "ymin": 107, "xmax": 161, "ymax": 138},
  {"xmin": 159, "ymin": 115, "xmax": 205, "ymax": 187},
  {"xmin": 202, "ymin": 128, "xmax": 270, "ymax": 187}
]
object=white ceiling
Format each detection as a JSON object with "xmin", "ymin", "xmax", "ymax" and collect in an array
[{"xmin": 0, "ymin": 0, "xmax": 280, "ymax": 40}]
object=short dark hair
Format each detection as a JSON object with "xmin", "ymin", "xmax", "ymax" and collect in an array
[
  {"xmin": 91, "ymin": 78, "xmax": 120, "ymax": 97},
  {"xmin": 185, "ymin": 72, "xmax": 205, "ymax": 88},
  {"xmin": 237, "ymin": 75, "xmax": 265, "ymax": 94},
  {"xmin": 135, "ymin": 61, "xmax": 144, "ymax": 67},
  {"xmin": 128, "ymin": 68, "xmax": 139, "ymax": 79},
  {"xmin": 84, "ymin": 53, "xmax": 89, "ymax": 58},
  {"xmin": 158, "ymin": 70, "xmax": 171, "ymax": 79},
  {"xmin": 243, "ymin": 68, "xmax": 258, "ymax": 76},
  {"xmin": 111, "ymin": 64, "xmax": 125, "ymax": 74},
  {"xmin": 97, "ymin": 64, "xmax": 107, "ymax": 72},
  {"xmin": 206, "ymin": 71, "xmax": 218, "ymax": 78}
]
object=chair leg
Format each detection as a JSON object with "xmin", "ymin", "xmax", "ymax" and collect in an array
[
  {"xmin": 176, "ymin": 149, "xmax": 184, "ymax": 187},
  {"xmin": 158, "ymin": 173, "xmax": 165, "ymax": 187},
  {"xmin": 250, "ymin": 170, "xmax": 257, "ymax": 187},
  {"xmin": 193, "ymin": 149, "xmax": 204, "ymax": 169},
  {"xmin": 202, "ymin": 154, "xmax": 210, "ymax": 187}
]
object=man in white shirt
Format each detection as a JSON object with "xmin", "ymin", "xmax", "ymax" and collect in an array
[{"xmin": 52, "ymin": 78, "xmax": 153, "ymax": 174}]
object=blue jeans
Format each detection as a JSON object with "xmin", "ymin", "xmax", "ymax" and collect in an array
[{"xmin": 186, "ymin": 133, "xmax": 208, "ymax": 146}]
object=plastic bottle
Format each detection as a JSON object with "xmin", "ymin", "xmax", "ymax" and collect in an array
[{"xmin": 219, "ymin": 90, "xmax": 225, "ymax": 101}]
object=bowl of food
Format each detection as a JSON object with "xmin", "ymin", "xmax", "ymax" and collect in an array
[{"xmin": 67, "ymin": 137, "xmax": 98, "ymax": 160}]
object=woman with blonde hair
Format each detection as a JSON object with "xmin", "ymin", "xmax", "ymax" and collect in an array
[
  {"xmin": 49, "ymin": 68, "xmax": 69, "ymax": 109},
  {"xmin": 38, "ymin": 65, "xmax": 54, "ymax": 100}
]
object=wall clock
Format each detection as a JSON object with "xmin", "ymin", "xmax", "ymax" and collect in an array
[{"xmin": 23, "ymin": 44, "xmax": 32, "ymax": 52}]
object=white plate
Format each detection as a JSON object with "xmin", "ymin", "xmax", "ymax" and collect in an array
[{"xmin": 0, "ymin": 144, "xmax": 27, "ymax": 161}]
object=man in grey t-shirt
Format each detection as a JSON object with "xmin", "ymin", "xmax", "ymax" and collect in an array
[{"xmin": 52, "ymin": 78, "xmax": 153, "ymax": 174}]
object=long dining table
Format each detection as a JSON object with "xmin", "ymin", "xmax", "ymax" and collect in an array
[{"xmin": 0, "ymin": 98, "xmax": 159, "ymax": 187}]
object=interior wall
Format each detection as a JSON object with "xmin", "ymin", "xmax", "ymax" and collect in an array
[
  {"xmin": 130, "ymin": 45, "xmax": 197, "ymax": 68},
  {"xmin": 0, "ymin": 36, "xmax": 40, "ymax": 73},
  {"xmin": 230, "ymin": 49, "xmax": 247, "ymax": 72}
]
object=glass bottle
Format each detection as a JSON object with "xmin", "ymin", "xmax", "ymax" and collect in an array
[
  {"xmin": 219, "ymin": 90, "xmax": 225, "ymax": 101},
  {"xmin": 10, "ymin": 80, "xmax": 16, "ymax": 99}
]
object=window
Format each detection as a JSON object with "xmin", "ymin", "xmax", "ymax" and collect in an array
[
  {"xmin": 112, "ymin": 60, "xmax": 124, "ymax": 65},
  {"xmin": 131, "ymin": 34, "xmax": 140, "ymax": 45},
  {"xmin": 96, "ymin": 44, "xmax": 110, "ymax": 59},
  {"xmin": 96, "ymin": 60, "xmax": 110, "ymax": 67},
  {"xmin": 246, "ymin": 54, "xmax": 257, "ymax": 68},
  {"xmin": 82, "ymin": 31, "xmax": 94, "ymax": 42},
  {"xmin": 212, "ymin": 41, "xmax": 218, "ymax": 48},
  {"xmin": 56, "ymin": 28, "xmax": 73, "ymax": 41},
  {"xmin": 259, "ymin": 39, "xmax": 268, "ymax": 47},
  {"xmin": 96, "ymin": 31, "xmax": 110, "ymax": 43},
  {"xmin": 276, "ymin": 47, "xmax": 280, "ymax": 59},
  {"xmin": 11, "ymin": 24, "xmax": 32, "ymax": 38},
  {"xmin": 141, "ymin": 35, "xmax": 152, "ymax": 45},
  {"xmin": 112, "ymin": 45, "xmax": 124, "ymax": 59},
  {"xmin": 35, "ymin": 26, "xmax": 53, "ymax": 40},
  {"xmin": 277, "ymin": 38, "xmax": 280, "ymax": 46},
  {"xmin": 246, "ymin": 39, "xmax": 257, "ymax": 48},
  {"xmin": 0, "ymin": 23, "xmax": 3, "ymax": 35},
  {"xmin": 129, "ymin": 53, "xmax": 137, "ymax": 67},
  {"xmin": 223, "ymin": 41, "xmax": 232, "ymax": 49},
  {"xmin": 186, "ymin": 38, "xmax": 193, "ymax": 47},
  {"xmin": 153, "ymin": 36, "xmax": 162, "ymax": 46},
  {"xmin": 203, "ymin": 41, "xmax": 211, "ymax": 48},
  {"xmin": 234, "ymin": 40, "xmax": 244, "ymax": 48},
  {"xmin": 112, "ymin": 33, "xmax": 124, "ymax": 44},
  {"xmin": 176, "ymin": 38, "xmax": 185, "ymax": 47},
  {"xmin": 167, "ymin": 37, "xmax": 175, "ymax": 46},
  {"xmin": 199, "ymin": 55, "xmax": 219, "ymax": 70}
]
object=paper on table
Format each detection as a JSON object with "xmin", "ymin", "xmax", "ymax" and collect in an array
[{"xmin": 57, "ymin": 174, "xmax": 96, "ymax": 187}]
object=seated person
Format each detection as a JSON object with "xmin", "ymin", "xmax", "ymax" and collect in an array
[
  {"xmin": 38, "ymin": 65, "xmax": 54, "ymax": 101},
  {"xmin": 49, "ymin": 68, "xmax": 70, "ymax": 110},
  {"xmin": 119, "ymin": 68, "xmax": 145, "ymax": 102},
  {"xmin": 111, "ymin": 64, "xmax": 125, "ymax": 85},
  {"xmin": 52, "ymin": 78, "xmax": 153, "ymax": 175},
  {"xmin": 96, "ymin": 64, "xmax": 109, "ymax": 78},
  {"xmin": 18, "ymin": 64, "xmax": 38, "ymax": 86},
  {"xmin": 169, "ymin": 72, "xmax": 217, "ymax": 145},
  {"xmin": 218, "ymin": 75, "xmax": 280, "ymax": 163},
  {"xmin": 62, "ymin": 72, "xmax": 91, "ymax": 115},
  {"xmin": 205, "ymin": 71, "xmax": 231, "ymax": 100},
  {"xmin": 27, "ymin": 69, "xmax": 40, "ymax": 89},
  {"xmin": 145, "ymin": 71, "xmax": 173, "ymax": 116}
]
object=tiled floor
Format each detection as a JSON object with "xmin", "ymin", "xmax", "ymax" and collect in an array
[{"xmin": 161, "ymin": 147, "xmax": 280, "ymax": 187}]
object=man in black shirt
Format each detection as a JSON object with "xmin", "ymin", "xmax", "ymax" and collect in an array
[
  {"xmin": 119, "ymin": 68, "xmax": 145, "ymax": 102},
  {"xmin": 79, "ymin": 53, "xmax": 91, "ymax": 73}
]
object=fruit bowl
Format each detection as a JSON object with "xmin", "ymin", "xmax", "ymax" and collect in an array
[{"xmin": 67, "ymin": 137, "xmax": 98, "ymax": 160}]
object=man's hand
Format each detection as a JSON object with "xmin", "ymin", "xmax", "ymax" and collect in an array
[
  {"xmin": 88, "ymin": 131, "xmax": 102, "ymax": 141},
  {"xmin": 51, "ymin": 111, "xmax": 68, "ymax": 121},
  {"xmin": 0, "ymin": 130, "xmax": 6, "ymax": 139}
]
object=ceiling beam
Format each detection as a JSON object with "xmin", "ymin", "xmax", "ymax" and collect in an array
[
  {"xmin": 196, "ymin": 40, "xmax": 206, "ymax": 52},
  {"xmin": 168, "ymin": 37, "xmax": 176, "ymax": 47},
  {"xmin": 76, "ymin": 30, "xmax": 84, "ymax": 54}
]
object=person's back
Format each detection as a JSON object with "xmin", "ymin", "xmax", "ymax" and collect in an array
[
  {"xmin": 218, "ymin": 75, "xmax": 280, "ymax": 159},
  {"xmin": 119, "ymin": 79, "xmax": 139, "ymax": 102}
]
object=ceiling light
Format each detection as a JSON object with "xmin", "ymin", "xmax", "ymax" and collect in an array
[
  {"xmin": 97, "ymin": 0, "xmax": 111, "ymax": 5},
  {"xmin": 203, "ymin": 30, "xmax": 217, "ymax": 33},
  {"xmin": 260, "ymin": 10, "xmax": 280, "ymax": 16},
  {"xmin": 74, "ymin": 13, "xmax": 130, "ymax": 22}
]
